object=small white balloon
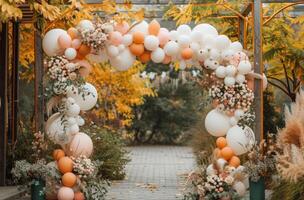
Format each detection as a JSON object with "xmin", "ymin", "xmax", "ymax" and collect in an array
[
  {"xmin": 190, "ymin": 42, "xmax": 200, "ymax": 52},
  {"xmin": 221, "ymin": 49, "xmax": 235, "ymax": 61},
  {"xmin": 110, "ymin": 48, "xmax": 136, "ymax": 71},
  {"xmin": 217, "ymin": 158, "xmax": 228, "ymax": 171},
  {"xmin": 229, "ymin": 117, "xmax": 238, "ymax": 126},
  {"xmin": 76, "ymin": 116, "xmax": 85, "ymax": 126},
  {"xmin": 117, "ymin": 44, "xmax": 125, "ymax": 52},
  {"xmin": 151, "ymin": 48, "xmax": 165, "ymax": 63},
  {"xmin": 215, "ymin": 66, "xmax": 226, "ymax": 78},
  {"xmin": 224, "ymin": 76, "xmax": 236, "ymax": 86},
  {"xmin": 238, "ymin": 60, "xmax": 252, "ymax": 74},
  {"xmin": 122, "ymin": 34, "xmax": 133, "ymax": 46},
  {"xmin": 236, "ymin": 74, "xmax": 246, "ymax": 83},
  {"xmin": 77, "ymin": 20, "xmax": 94, "ymax": 31},
  {"xmin": 225, "ymin": 65, "xmax": 237, "ymax": 77},
  {"xmin": 144, "ymin": 35, "xmax": 159, "ymax": 51},
  {"xmin": 205, "ymin": 109, "xmax": 231, "ymax": 137},
  {"xmin": 234, "ymin": 109, "xmax": 244, "ymax": 119},
  {"xmin": 169, "ymin": 30, "xmax": 179, "ymax": 41},
  {"xmin": 67, "ymin": 117, "xmax": 77, "ymax": 126},
  {"xmin": 209, "ymin": 49, "xmax": 220, "ymax": 60},
  {"xmin": 177, "ymin": 24, "xmax": 191, "ymax": 35},
  {"xmin": 64, "ymin": 48, "xmax": 77, "ymax": 60},
  {"xmin": 206, "ymin": 164, "xmax": 216, "ymax": 175},
  {"xmin": 215, "ymin": 35, "xmax": 231, "ymax": 50},
  {"xmin": 67, "ymin": 124, "xmax": 79, "ymax": 135},
  {"xmin": 230, "ymin": 41, "xmax": 243, "ymax": 52},
  {"xmin": 177, "ymin": 35, "xmax": 191, "ymax": 48},
  {"xmin": 196, "ymin": 49, "xmax": 209, "ymax": 61},
  {"xmin": 107, "ymin": 45, "xmax": 119, "ymax": 57},
  {"xmin": 204, "ymin": 58, "xmax": 219, "ymax": 70},
  {"xmin": 193, "ymin": 24, "xmax": 218, "ymax": 36},
  {"xmin": 233, "ymin": 182, "xmax": 246, "ymax": 197},
  {"xmin": 164, "ymin": 41, "xmax": 179, "ymax": 56}
]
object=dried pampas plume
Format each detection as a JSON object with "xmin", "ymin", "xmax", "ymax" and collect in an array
[{"xmin": 277, "ymin": 89, "xmax": 304, "ymax": 182}]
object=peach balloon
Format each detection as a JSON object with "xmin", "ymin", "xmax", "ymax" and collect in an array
[
  {"xmin": 114, "ymin": 21, "xmax": 129, "ymax": 35},
  {"xmin": 229, "ymin": 156, "xmax": 241, "ymax": 167},
  {"xmin": 162, "ymin": 55, "xmax": 171, "ymax": 64},
  {"xmin": 58, "ymin": 34, "xmax": 72, "ymax": 49},
  {"xmin": 66, "ymin": 132, "xmax": 93, "ymax": 158},
  {"xmin": 139, "ymin": 51, "xmax": 151, "ymax": 63},
  {"xmin": 110, "ymin": 31, "xmax": 123, "ymax": 46},
  {"xmin": 133, "ymin": 32, "xmax": 145, "ymax": 44},
  {"xmin": 58, "ymin": 156, "xmax": 73, "ymax": 174},
  {"xmin": 57, "ymin": 186, "xmax": 74, "ymax": 200},
  {"xmin": 71, "ymin": 39, "xmax": 81, "ymax": 49},
  {"xmin": 129, "ymin": 43, "xmax": 145, "ymax": 56},
  {"xmin": 78, "ymin": 45, "xmax": 91, "ymax": 56},
  {"xmin": 148, "ymin": 19, "xmax": 160, "ymax": 36},
  {"xmin": 77, "ymin": 60, "xmax": 92, "ymax": 77},
  {"xmin": 216, "ymin": 137, "xmax": 227, "ymax": 149},
  {"xmin": 67, "ymin": 27, "xmax": 78, "ymax": 39},
  {"xmin": 74, "ymin": 192, "xmax": 85, "ymax": 200},
  {"xmin": 158, "ymin": 29, "xmax": 170, "ymax": 46},
  {"xmin": 76, "ymin": 52, "xmax": 85, "ymax": 60},
  {"xmin": 53, "ymin": 149, "xmax": 65, "ymax": 161},
  {"xmin": 214, "ymin": 148, "xmax": 222, "ymax": 158},
  {"xmin": 62, "ymin": 172, "xmax": 77, "ymax": 187},
  {"xmin": 181, "ymin": 48, "xmax": 193, "ymax": 60},
  {"xmin": 221, "ymin": 146, "xmax": 234, "ymax": 161}
]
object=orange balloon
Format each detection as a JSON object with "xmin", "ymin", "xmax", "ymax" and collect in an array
[
  {"xmin": 78, "ymin": 45, "xmax": 91, "ymax": 56},
  {"xmin": 216, "ymin": 137, "xmax": 227, "ymax": 149},
  {"xmin": 62, "ymin": 172, "xmax": 77, "ymax": 187},
  {"xmin": 181, "ymin": 48, "xmax": 193, "ymax": 60},
  {"xmin": 214, "ymin": 148, "xmax": 222, "ymax": 159},
  {"xmin": 76, "ymin": 52, "xmax": 85, "ymax": 60},
  {"xmin": 74, "ymin": 192, "xmax": 85, "ymax": 200},
  {"xmin": 139, "ymin": 51, "xmax": 151, "ymax": 63},
  {"xmin": 148, "ymin": 19, "xmax": 160, "ymax": 36},
  {"xmin": 67, "ymin": 27, "xmax": 78, "ymax": 39},
  {"xmin": 53, "ymin": 149, "xmax": 65, "ymax": 161},
  {"xmin": 129, "ymin": 43, "xmax": 144, "ymax": 56},
  {"xmin": 221, "ymin": 147, "xmax": 234, "ymax": 161},
  {"xmin": 229, "ymin": 156, "xmax": 241, "ymax": 168},
  {"xmin": 162, "ymin": 55, "xmax": 171, "ymax": 64},
  {"xmin": 58, "ymin": 157, "xmax": 73, "ymax": 174},
  {"xmin": 132, "ymin": 32, "xmax": 145, "ymax": 44}
]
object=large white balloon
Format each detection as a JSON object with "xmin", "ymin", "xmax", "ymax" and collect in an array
[
  {"xmin": 233, "ymin": 182, "xmax": 246, "ymax": 197},
  {"xmin": 43, "ymin": 29, "xmax": 66, "ymax": 56},
  {"xmin": 129, "ymin": 21, "xmax": 148, "ymax": 35},
  {"xmin": 151, "ymin": 48, "xmax": 165, "ymax": 63},
  {"xmin": 77, "ymin": 20, "xmax": 94, "ymax": 31},
  {"xmin": 205, "ymin": 109, "xmax": 231, "ymax": 137},
  {"xmin": 122, "ymin": 34, "xmax": 133, "ymax": 46},
  {"xmin": 109, "ymin": 48, "xmax": 136, "ymax": 71},
  {"xmin": 164, "ymin": 41, "xmax": 179, "ymax": 56},
  {"xmin": 169, "ymin": 30, "xmax": 179, "ymax": 41},
  {"xmin": 67, "ymin": 83, "xmax": 98, "ymax": 111},
  {"xmin": 144, "ymin": 35, "xmax": 159, "ymax": 51},
  {"xmin": 193, "ymin": 24, "xmax": 218, "ymax": 36},
  {"xmin": 190, "ymin": 31, "xmax": 203, "ymax": 43},
  {"xmin": 215, "ymin": 35, "xmax": 231, "ymax": 50},
  {"xmin": 238, "ymin": 60, "xmax": 252, "ymax": 74},
  {"xmin": 177, "ymin": 35, "xmax": 191, "ymax": 48},
  {"xmin": 215, "ymin": 66, "xmax": 226, "ymax": 78},
  {"xmin": 226, "ymin": 125, "xmax": 255, "ymax": 155},
  {"xmin": 66, "ymin": 132, "xmax": 93, "ymax": 158},
  {"xmin": 177, "ymin": 24, "xmax": 191, "ymax": 35}
]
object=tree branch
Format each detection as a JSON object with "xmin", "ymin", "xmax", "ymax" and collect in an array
[{"xmin": 267, "ymin": 80, "xmax": 290, "ymax": 97}]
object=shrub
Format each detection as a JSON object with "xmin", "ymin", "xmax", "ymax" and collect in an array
[{"xmin": 83, "ymin": 125, "xmax": 129, "ymax": 180}]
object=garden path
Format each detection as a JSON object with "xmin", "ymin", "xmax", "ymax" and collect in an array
[{"xmin": 106, "ymin": 145, "xmax": 195, "ymax": 200}]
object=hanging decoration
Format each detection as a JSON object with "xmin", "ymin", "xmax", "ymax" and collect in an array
[{"xmin": 43, "ymin": 16, "xmax": 267, "ymax": 199}]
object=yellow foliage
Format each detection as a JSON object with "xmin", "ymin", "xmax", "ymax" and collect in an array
[
  {"xmin": 87, "ymin": 61, "xmax": 155, "ymax": 127},
  {"xmin": 32, "ymin": 0, "xmax": 61, "ymax": 21},
  {"xmin": 0, "ymin": 0, "xmax": 24, "ymax": 21}
]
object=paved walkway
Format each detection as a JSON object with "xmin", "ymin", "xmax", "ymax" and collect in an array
[{"xmin": 106, "ymin": 145, "xmax": 195, "ymax": 200}]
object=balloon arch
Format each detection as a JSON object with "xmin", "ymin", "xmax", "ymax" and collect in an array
[{"xmin": 43, "ymin": 18, "xmax": 267, "ymax": 199}]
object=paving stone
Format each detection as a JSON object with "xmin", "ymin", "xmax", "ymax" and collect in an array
[{"xmin": 106, "ymin": 145, "xmax": 195, "ymax": 200}]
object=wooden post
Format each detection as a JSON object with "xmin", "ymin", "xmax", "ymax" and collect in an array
[
  {"xmin": 238, "ymin": 3, "xmax": 251, "ymax": 49},
  {"xmin": 34, "ymin": 26, "xmax": 44, "ymax": 132},
  {"xmin": 0, "ymin": 23, "xmax": 9, "ymax": 186}
]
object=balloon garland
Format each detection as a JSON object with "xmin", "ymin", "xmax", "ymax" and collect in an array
[{"xmin": 43, "ymin": 18, "xmax": 267, "ymax": 199}]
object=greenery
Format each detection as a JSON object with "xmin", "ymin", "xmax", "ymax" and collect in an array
[
  {"xmin": 83, "ymin": 125, "xmax": 129, "ymax": 180},
  {"xmin": 271, "ymin": 180, "xmax": 304, "ymax": 200}
]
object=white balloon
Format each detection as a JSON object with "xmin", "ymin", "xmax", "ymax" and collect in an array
[
  {"xmin": 67, "ymin": 117, "xmax": 77, "ymax": 126},
  {"xmin": 151, "ymin": 48, "xmax": 165, "ymax": 63},
  {"xmin": 215, "ymin": 66, "xmax": 226, "ymax": 78},
  {"xmin": 229, "ymin": 117, "xmax": 238, "ymax": 126},
  {"xmin": 107, "ymin": 45, "xmax": 119, "ymax": 57},
  {"xmin": 65, "ymin": 100, "xmax": 80, "ymax": 117},
  {"xmin": 129, "ymin": 20, "xmax": 148, "ymax": 35},
  {"xmin": 86, "ymin": 49, "xmax": 108, "ymax": 63},
  {"xmin": 205, "ymin": 109, "xmax": 231, "ymax": 137},
  {"xmin": 233, "ymin": 182, "xmax": 246, "ymax": 197},
  {"xmin": 43, "ymin": 29, "xmax": 66, "ymax": 56},
  {"xmin": 206, "ymin": 164, "xmax": 216, "ymax": 175},
  {"xmin": 217, "ymin": 158, "xmax": 228, "ymax": 171},
  {"xmin": 177, "ymin": 24, "xmax": 191, "ymax": 35},
  {"xmin": 64, "ymin": 48, "xmax": 77, "ymax": 60},
  {"xmin": 234, "ymin": 109, "xmax": 244, "ymax": 119},
  {"xmin": 238, "ymin": 60, "xmax": 252, "ymax": 74},
  {"xmin": 77, "ymin": 20, "xmax": 94, "ymax": 31},
  {"xmin": 177, "ymin": 35, "xmax": 191, "ymax": 48},
  {"xmin": 202, "ymin": 34, "xmax": 216, "ymax": 48},
  {"xmin": 230, "ymin": 41, "xmax": 243, "ymax": 52},
  {"xmin": 236, "ymin": 74, "xmax": 246, "ymax": 83},
  {"xmin": 190, "ymin": 31, "xmax": 203, "ymax": 43},
  {"xmin": 164, "ymin": 41, "xmax": 179, "ymax": 56},
  {"xmin": 193, "ymin": 24, "xmax": 218, "ymax": 36},
  {"xmin": 221, "ymin": 49, "xmax": 235, "ymax": 61},
  {"xmin": 117, "ymin": 44, "xmax": 125, "ymax": 52},
  {"xmin": 190, "ymin": 42, "xmax": 200, "ymax": 52},
  {"xmin": 169, "ymin": 30, "xmax": 179, "ymax": 41},
  {"xmin": 204, "ymin": 58, "xmax": 219, "ymax": 70},
  {"xmin": 67, "ymin": 83, "xmax": 98, "ymax": 111},
  {"xmin": 226, "ymin": 125, "xmax": 255, "ymax": 155},
  {"xmin": 76, "ymin": 116, "xmax": 85, "ymax": 126},
  {"xmin": 225, "ymin": 65, "xmax": 237, "ymax": 77},
  {"xmin": 209, "ymin": 49, "xmax": 220, "ymax": 60},
  {"xmin": 122, "ymin": 34, "xmax": 133, "ymax": 46},
  {"xmin": 224, "ymin": 76, "xmax": 236, "ymax": 86},
  {"xmin": 110, "ymin": 48, "xmax": 136, "ymax": 71},
  {"xmin": 196, "ymin": 49, "xmax": 209, "ymax": 61},
  {"xmin": 144, "ymin": 35, "xmax": 159, "ymax": 51},
  {"xmin": 67, "ymin": 123, "xmax": 79, "ymax": 135},
  {"xmin": 215, "ymin": 35, "xmax": 231, "ymax": 50}
]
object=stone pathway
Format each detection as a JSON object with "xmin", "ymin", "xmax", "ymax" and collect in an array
[{"xmin": 106, "ymin": 146, "xmax": 195, "ymax": 200}]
